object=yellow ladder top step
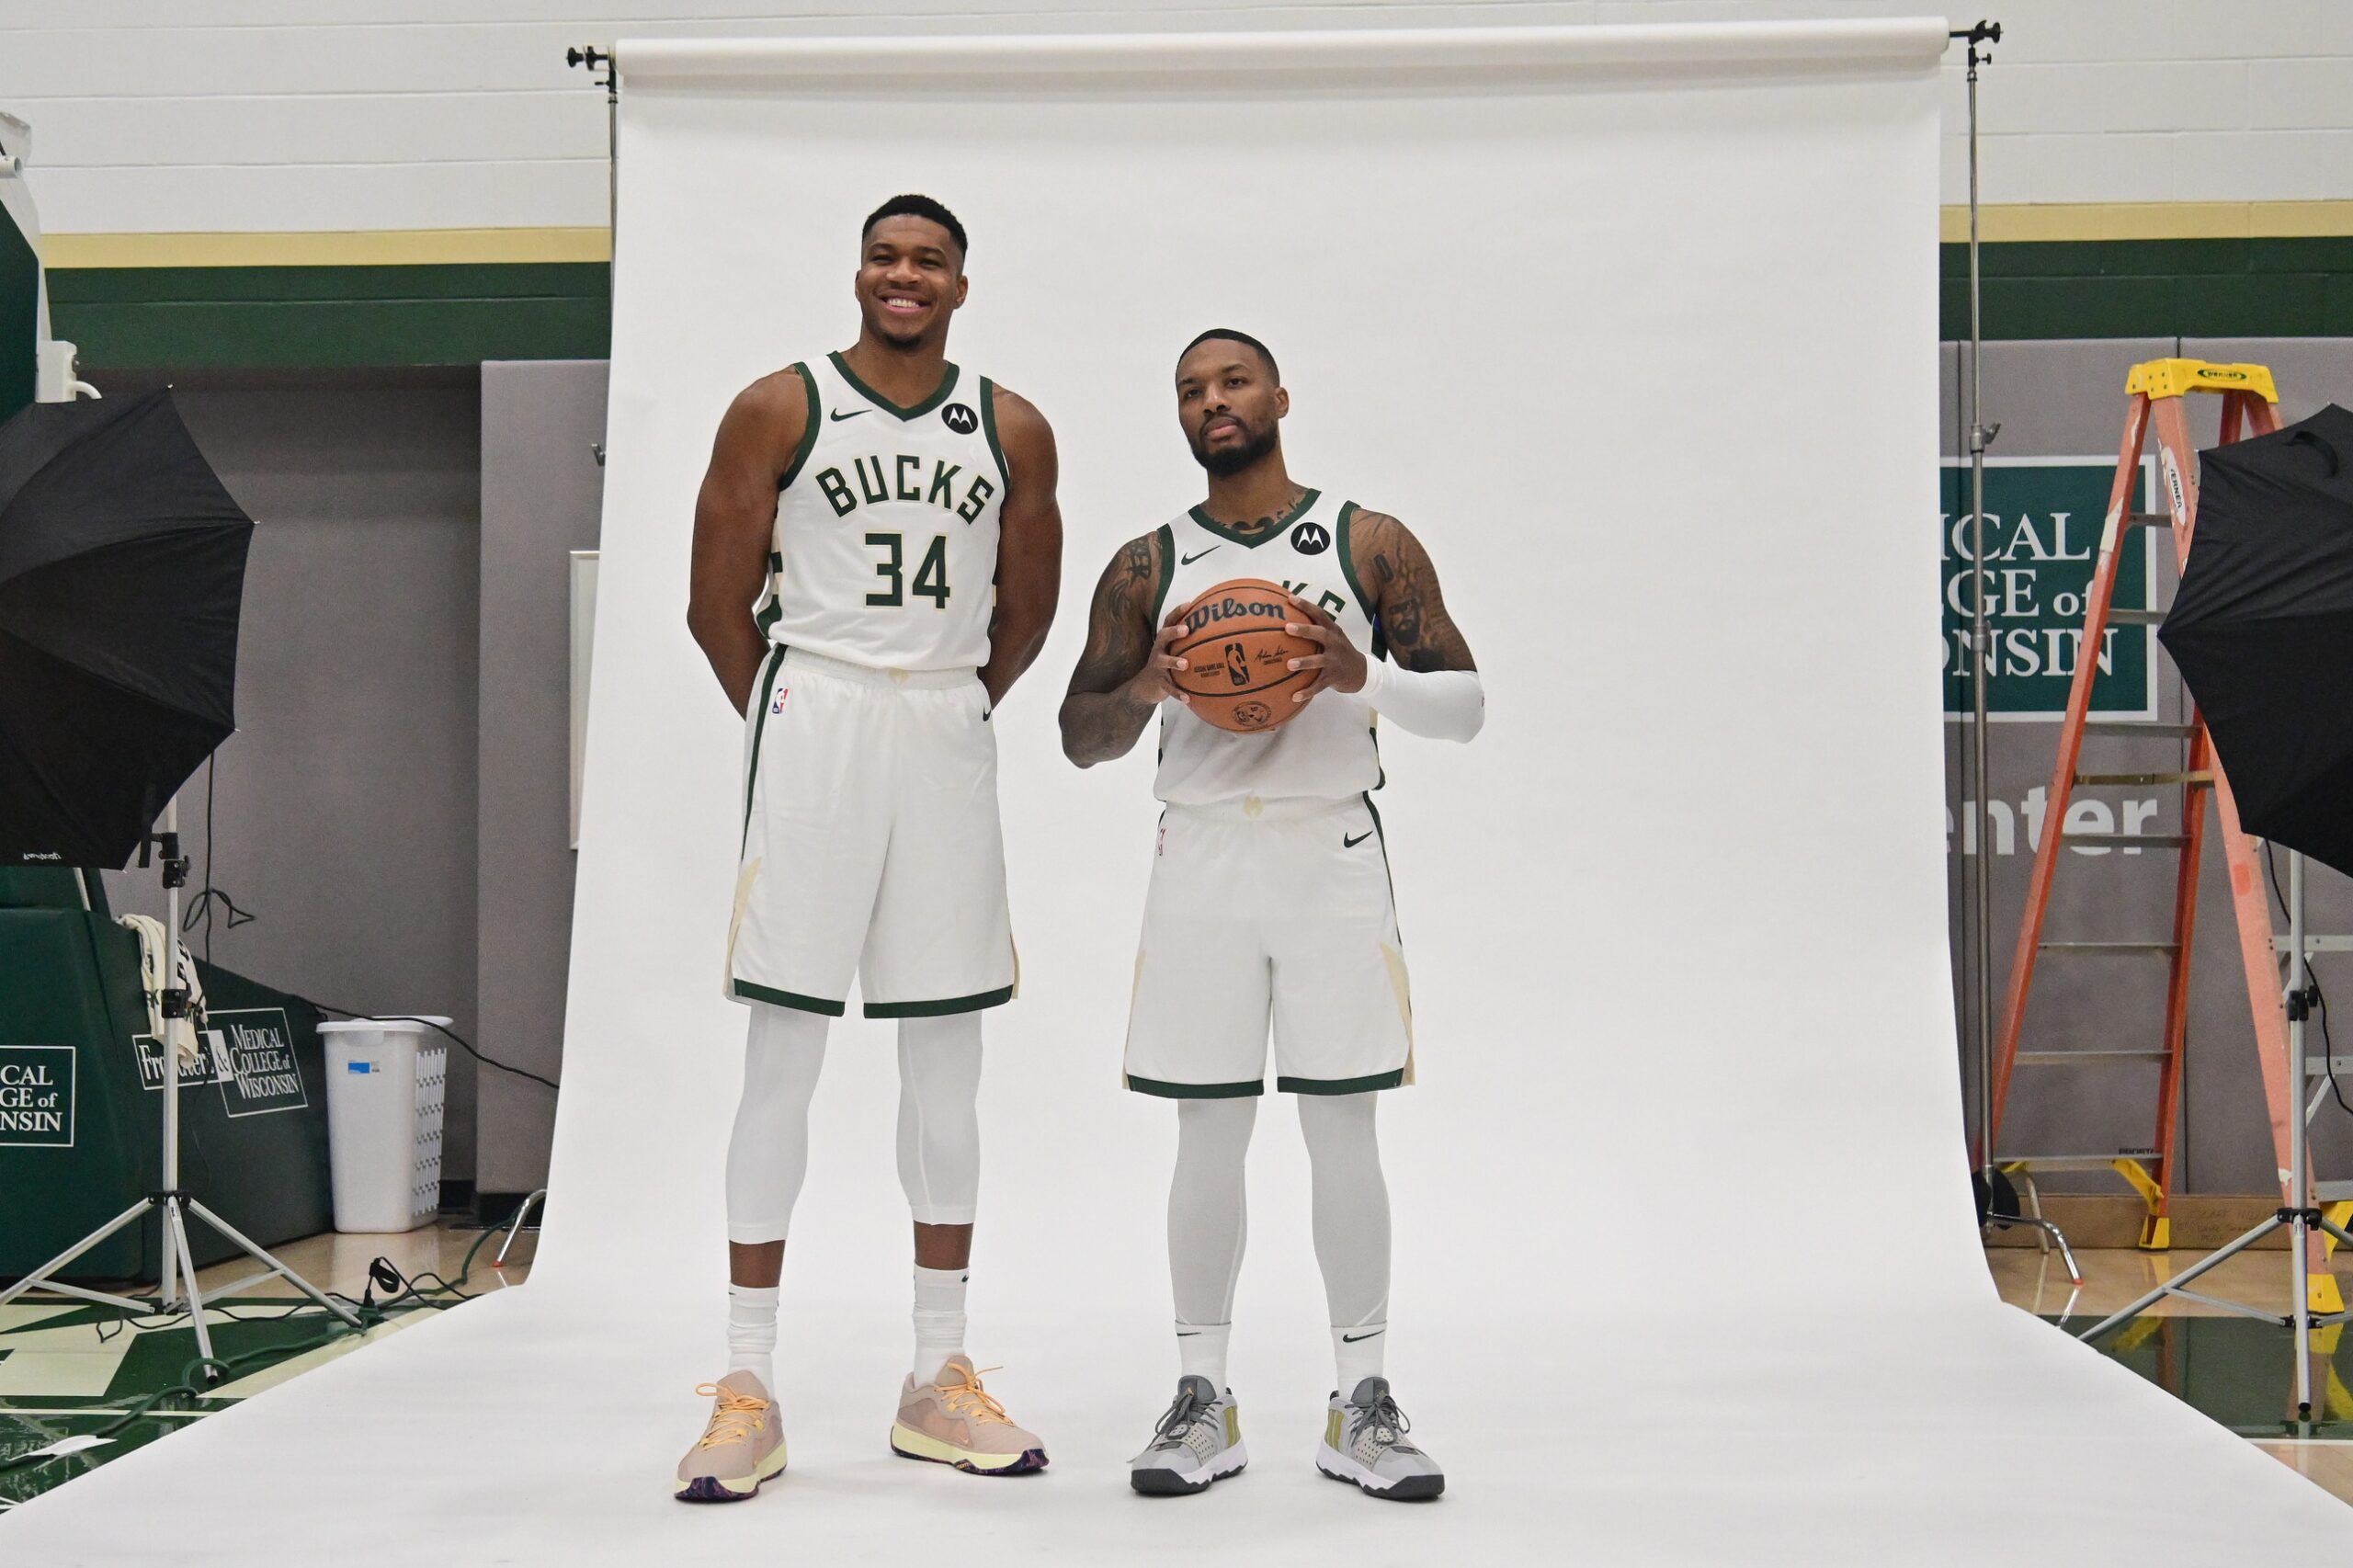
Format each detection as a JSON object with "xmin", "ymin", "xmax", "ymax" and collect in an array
[{"xmin": 2126, "ymin": 358, "xmax": 2278, "ymax": 403}]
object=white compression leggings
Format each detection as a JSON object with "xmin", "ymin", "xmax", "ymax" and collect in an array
[
  {"xmin": 1169, "ymin": 1093, "xmax": 1391, "ymax": 1331},
  {"xmin": 724, "ymin": 1000, "xmax": 983, "ymax": 1244}
]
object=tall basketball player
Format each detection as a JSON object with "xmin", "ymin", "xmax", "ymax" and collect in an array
[
  {"xmin": 1060, "ymin": 329, "xmax": 1483, "ymax": 1501},
  {"xmin": 677, "ymin": 195, "xmax": 1062, "ymax": 1501}
]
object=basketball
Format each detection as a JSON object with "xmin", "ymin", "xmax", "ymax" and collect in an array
[{"xmin": 1169, "ymin": 578, "xmax": 1317, "ymax": 733}]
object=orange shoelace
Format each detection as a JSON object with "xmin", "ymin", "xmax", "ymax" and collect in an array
[
  {"xmin": 938, "ymin": 1364, "xmax": 1010, "ymax": 1424},
  {"xmin": 693, "ymin": 1382, "xmax": 769, "ymax": 1449}
]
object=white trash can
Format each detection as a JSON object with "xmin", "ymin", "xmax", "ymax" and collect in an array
[{"xmin": 318, "ymin": 1017, "xmax": 449, "ymax": 1233}]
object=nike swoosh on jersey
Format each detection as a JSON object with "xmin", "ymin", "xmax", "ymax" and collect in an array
[
  {"xmin": 828, "ymin": 408, "xmax": 869, "ymax": 421},
  {"xmin": 1343, "ymin": 831, "xmax": 1373, "ymax": 848},
  {"xmin": 1341, "ymin": 1329, "xmax": 1384, "ymax": 1343},
  {"xmin": 1179, "ymin": 546, "xmax": 1222, "ymax": 564}
]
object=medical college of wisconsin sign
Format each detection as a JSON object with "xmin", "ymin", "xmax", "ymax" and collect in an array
[{"xmin": 1941, "ymin": 459, "xmax": 2157, "ymax": 721}]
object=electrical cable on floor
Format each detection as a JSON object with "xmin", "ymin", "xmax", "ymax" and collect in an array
[
  {"xmin": 0, "ymin": 1226, "xmax": 506, "ymax": 1477},
  {"xmin": 2264, "ymin": 841, "xmax": 2353, "ymax": 1119}
]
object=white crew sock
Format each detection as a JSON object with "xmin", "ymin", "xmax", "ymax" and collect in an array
[
  {"xmin": 725, "ymin": 1282, "xmax": 780, "ymax": 1393},
  {"xmin": 1176, "ymin": 1320, "xmax": 1233, "ymax": 1386},
  {"xmin": 1334, "ymin": 1321, "xmax": 1388, "ymax": 1392},
  {"xmin": 913, "ymin": 1265, "xmax": 969, "ymax": 1384}
]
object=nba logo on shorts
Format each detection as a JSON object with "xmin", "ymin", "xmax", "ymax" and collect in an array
[{"xmin": 771, "ymin": 686, "xmax": 790, "ymax": 715}]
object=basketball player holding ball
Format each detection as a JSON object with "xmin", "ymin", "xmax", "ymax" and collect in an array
[
  {"xmin": 1060, "ymin": 329, "xmax": 1483, "ymax": 1500},
  {"xmin": 677, "ymin": 196, "xmax": 1061, "ymax": 1500}
]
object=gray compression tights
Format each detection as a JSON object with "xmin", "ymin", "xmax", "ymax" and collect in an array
[
  {"xmin": 724, "ymin": 1000, "xmax": 983, "ymax": 1244},
  {"xmin": 1167, "ymin": 1093, "xmax": 1392, "ymax": 1332}
]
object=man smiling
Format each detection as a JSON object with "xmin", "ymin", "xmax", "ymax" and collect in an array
[{"xmin": 677, "ymin": 193, "xmax": 1063, "ymax": 1500}]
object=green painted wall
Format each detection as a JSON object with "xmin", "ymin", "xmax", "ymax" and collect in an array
[
  {"xmin": 47, "ymin": 262, "xmax": 609, "ymax": 368},
  {"xmin": 30, "ymin": 240, "xmax": 2353, "ymax": 370},
  {"xmin": 1939, "ymin": 236, "xmax": 2353, "ymax": 340}
]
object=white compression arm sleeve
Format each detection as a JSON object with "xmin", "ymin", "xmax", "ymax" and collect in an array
[{"xmin": 1357, "ymin": 660, "xmax": 1485, "ymax": 742}]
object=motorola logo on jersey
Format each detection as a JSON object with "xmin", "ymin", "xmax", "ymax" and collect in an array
[
  {"xmin": 1290, "ymin": 521, "xmax": 1332, "ymax": 555},
  {"xmin": 941, "ymin": 403, "xmax": 979, "ymax": 435}
]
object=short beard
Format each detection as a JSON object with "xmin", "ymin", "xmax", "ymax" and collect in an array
[
  {"xmin": 1192, "ymin": 421, "xmax": 1278, "ymax": 477},
  {"xmin": 869, "ymin": 311, "xmax": 929, "ymax": 347}
]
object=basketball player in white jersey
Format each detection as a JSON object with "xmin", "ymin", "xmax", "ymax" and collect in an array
[
  {"xmin": 676, "ymin": 195, "xmax": 1063, "ymax": 1500},
  {"xmin": 1061, "ymin": 329, "xmax": 1483, "ymax": 1501}
]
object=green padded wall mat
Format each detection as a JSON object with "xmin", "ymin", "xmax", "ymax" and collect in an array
[{"xmin": 0, "ymin": 911, "xmax": 332, "ymax": 1282}]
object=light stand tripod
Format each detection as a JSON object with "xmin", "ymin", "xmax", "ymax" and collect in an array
[
  {"xmin": 2080, "ymin": 847, "xmax": 2350, "ymax": 1420},
  {"xmin": 0, "ymin": 798, "xmax": 359, "ymax": 1376}
]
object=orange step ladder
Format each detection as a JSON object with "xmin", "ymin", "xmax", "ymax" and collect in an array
[{"xmin": 1981, "ymin": 358, "xmax": 2320, "ymax": 1295}]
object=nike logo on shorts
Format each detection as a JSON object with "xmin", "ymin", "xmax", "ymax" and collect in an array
[
  {"xmin": 1341, "ymin": 1329, "xmax": 1384, "ymax": 1344},
  {"xmin": 1179, "ymin": 546, "xmax": 1222, "ymax": 564},
  {"xmin": 828, "ymin": 408, "xmax": 868, "ymax": 421},
  {"xmin": 1343, "ymin": 831, "xmax": 1373, "ymax": 848}
]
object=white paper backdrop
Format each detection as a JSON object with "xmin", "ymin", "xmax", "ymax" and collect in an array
[
  {"xmin": 544, "ymin": 20, "xmax": 1986, "ymax": 1321},
  {"xmin": 11, "ymin": 21, "xmax": 2349, "ymax": 1565}
]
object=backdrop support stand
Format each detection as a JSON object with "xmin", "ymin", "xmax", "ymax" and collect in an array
[
  {"xmin": 1948, "ymin": 19, "xmax": 2074, "ymax": 1270},
  {"xmin": 0, "ymin": 798, "xmax": 361, "ymax": 1367}
]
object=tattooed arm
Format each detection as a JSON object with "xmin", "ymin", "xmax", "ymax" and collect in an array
[
  {"xmin": 1283, "ymin": 508, "xmax": 1483, "ymax": 741},
  {"xmin": 1058, "ymin": 531, "xmax": 1189, "ymax": 767},
  {"xmin": 1348, "ymin": 510, "xmax": 1477, "ymax": 674}
]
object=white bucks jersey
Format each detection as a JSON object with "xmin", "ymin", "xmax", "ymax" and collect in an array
[
  {"xmin": 755, "ymin": 352, "xmax": 1006, "ymax": 671},
  {"xmin": 1152, "ymin": 489, "xmax": 1385, "ymax": 805}
]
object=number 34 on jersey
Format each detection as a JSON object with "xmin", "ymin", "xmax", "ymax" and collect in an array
[{"xmin": 756, "ymin": 351, "xmax": 1010, "ymax": 671}]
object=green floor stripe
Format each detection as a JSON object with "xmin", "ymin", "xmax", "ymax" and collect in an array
[{"xmin": 2062, "ymin": 1312, "xmax": 2353, "ymax": 1438}]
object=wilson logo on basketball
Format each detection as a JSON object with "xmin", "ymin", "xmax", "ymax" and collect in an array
[{"xmin": 1184, "ymin": 596, "xmax": 1289, "ymax": 635}]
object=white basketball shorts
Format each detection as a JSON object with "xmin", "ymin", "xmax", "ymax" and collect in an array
[
  {"xmin": 1123, "ymin": 793, "xmax": 1414, "ymax": 1098},
  {"xmin": 725, "ymin": 647, "xmax": 1015, "ymax": 1018}
]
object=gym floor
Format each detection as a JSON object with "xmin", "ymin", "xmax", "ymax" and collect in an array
[
  {"xmin": 6, "ymin": 1228, "xmax": 2353, "ymax": 1509},
  {"xmin": 0, "ymin": 1219, "xmax": 534, "ymax": 1512}
]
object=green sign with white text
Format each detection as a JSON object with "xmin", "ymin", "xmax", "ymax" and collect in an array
[{"xmin": 1941, "ymin": 459, "xmax": 2156, "ymax": 719}]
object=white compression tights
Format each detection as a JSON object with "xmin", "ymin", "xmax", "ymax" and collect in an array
[
  {"xmin": 1167, "ymin": 1093, "xmax": 1392, "ymax": 1383},
  {"xmin": 723, "ymin": 1001, "xmax": 983, "ymax": 1244}
]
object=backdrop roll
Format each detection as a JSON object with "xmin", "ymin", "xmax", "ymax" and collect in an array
[{"xmin": 547, "ymin": 18, "xmax": 1978, "ymax": 1313}]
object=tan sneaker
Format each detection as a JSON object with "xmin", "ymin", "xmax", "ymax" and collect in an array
[
  {"xmin": 675, "ymin": 1371, "xmax": 788, "ymax": 1502},
  {"xmin": 888, "ymin": 1356, "xmax": 1048, "ymax": 1475}
]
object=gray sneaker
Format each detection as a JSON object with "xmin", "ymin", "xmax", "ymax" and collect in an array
[
  {"xmin": 1129, "ymin": 1374, "xmax": 1248, "ymax": 1494},
  {"xmin": 1316, "ymin": 1376, "xmax": 1443, "ymax": 1500}
]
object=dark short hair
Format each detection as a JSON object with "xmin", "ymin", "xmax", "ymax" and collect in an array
[
  {"xmin": 1178, "ymin": 327, "xmax": 1279, "ymax": 383},
  {"xmin": 862, "ymin": 193, "xmax": 968, "ymax": 260}
]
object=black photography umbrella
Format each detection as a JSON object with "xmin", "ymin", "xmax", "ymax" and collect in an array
[
  {"xmin": 2158, "ymin": 403, "xmax": 2353, "ymax": 880},
  {"xmin": 0, "ymin": 390, "xmax": 254, "ymax": 868}
]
